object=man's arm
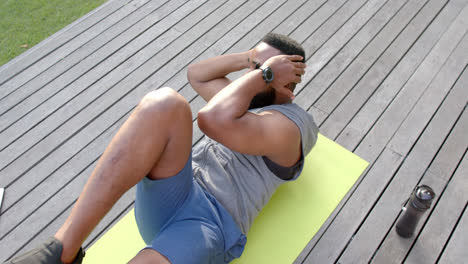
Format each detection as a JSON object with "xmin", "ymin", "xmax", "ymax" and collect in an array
[
  {"xmin": 187, "ymin": 51, "xmax": 250, "ymax": 102},
  {"xmin": 198, "ymin": 55, "xmax": 305, "ymax": 166}
]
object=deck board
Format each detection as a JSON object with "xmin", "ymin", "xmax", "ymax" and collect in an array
[
  {"xmin": 0, "ymin": 0, "xmax": 181, "ymax": 126},
  {"xmin": 0, "ymin": 0, "xmax": 204, "ymax": 186},
  {"xmin": 0, "ymin": 0, "xmax": 207, "ymax": 220},
  {"xmin": 294, "ymin": 0, "xmax": 382, "ymax": 111},
  {"xmin": 0, "ymin": 0, "xmax": 467, "ymax": 262},
  {"xmin": 436, "ymin": 156, "xmax": 468, "ymax": 263},
  {"xmin": 305, "ymin": 25, "xmax": 467, "ymax": 264},
  {"xmin": 0, "ymin": 0, "xmax": 127, "ymax": 87},
  {"xmin": 0, "ymin": 0, "xmax": 136, "ymax": 99},
  {"xmin": 376, "ymin": 97, "xmax": 468, "ymax": 263},
  {"xmin": 312, "ymin": 0, "xmax": 418, "ymax": 116},
  {"xmin": 336, "ymin": 51, "xmax": 468, "ymax": 262},
  {"xmin": 316, "ymin": 0, "xmax": 433, "ymax": 131},
  {"xmin": 335, "ymin": 0, "xmax": 466, "ymax": 152}
]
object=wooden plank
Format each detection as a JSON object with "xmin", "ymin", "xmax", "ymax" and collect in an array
[
  {"xmin": 273, "ymin": 0, "xmax": 330, "ymax": 36},
  {"xmin": 168, "ymin": 0, "xmax": 315, "ymax": 101},
  {"xmin": 437, "ymin": 200, "xmax": 468, "ymax": 263},
  {"xmin": 0, "ymin": 0, "xmax": 142, "ymax": 99},
  {"xmin": 0, "ymin": 109, "xmax": 129, "ymax": 255},
  {"xmin": 336, "ymin": 0, "xmax": 468, "ymax": 152},
  {"xmin": 0, "ymin": 0, "xmax": 235, "ymax": 218},
  {"xmin": 386, "ymin": 136, "xmax": 468, "ymax": 263},
  {"xmin": 352, "ymin": 3, "xmax": 467, "ymax": 163},
  {"xmin": 139, "ymin": 0, "xmax": 291, "ymax": 140},
  {"xmin": 0, "ymin": 0, "xmax": 126, "ymax": 86},
  {"xmin": 338, "ymin": 105, "xmax": 467, "ymax": 263},
  {"xmin": 423, "ymin": 69, "xmax": 468, "ymax": 183},
  {"xmin": 17, "ymin": 186, "xmax": 135, "ymax": 259},
  {"xmin": 0, "ymin": 0, "xmax": 256, "ymax": 227},
  {"xmin": 170, "ymin": 0, "xmax": 314, "ymax": 113},
  {"xmin": 100, "ymin": 0, "xmax": 277, "ymax": 139},
  {"xmin": 195, "ymin": 0, "xmax": 379, "ymax": 114},
  {"xmin": 315, "ymin": 0, "xmax": 432, "ymax": 131},
  {"xmin": 371, "ymin": 111, "xmax": 468, "ymax": 263},
  {"xmin": 13, "ymin": 1, "xmax": 318, "ymax": 256},
  {"xmin": 229, "ymin": 0, "xmax": 356, "ymax": 83},
  {"xmin": 2, "ymin": 0, "xmax": 296, "ymax": 248},
  {"xmin": 0, "ymin": 0, "xmax": 178, "ymax": 119},
  {"xmin": 387, "ymin": 62, "xmax": 468, "ymax": 156},
  {"xmin": 0, "ymin": 0, "xmax": 211, "ymax": 187},
  {"xmin": 154, "ymin": 0, "xmax": 330, "ymax": 103},
  {"xmin": 296, "ymin": 3, "xmax": 458, "ymax": 260},
  {"xmin": 0, "ymin": 0, "xmax": 227, "ymax": 245},
  {"xmin": 303, "ymin": 7, "xmax": 468, "ymax": 261},
  {"xmin": 0, "ymin": 0, "xmax": 200, "ymax": 154},
  {"xmin": 298, "ymin": 0, "xmax": 369, "ymax": 56},
  {"xmin": 293, "ymin": 0, "xmax": 386, "ymax": 109},
  {"xmin": 2, "ymin": 1, "xmax": 467, "ymax": 264},
  {"xmin": 335, "ymin": 43, "xmax": 468, "ymax": 262},
  {"xmin": 0, "ymin": 111, "xmax": 127, "ymax": 240},
  {"xmin": 160, "ymin": 0, "xmax": 302, "ymax": 96},
  {"xmin": 181, "ymin": 0, "xmax": 328, "ymax": 144},
  {"xmin": 366, "ymin": 79, "xmax": 468, "ymax": 263},
  {"xmin": 288, "ymin": 0, "xmax": 350, "ymax": 44},
  {"xmin": 0, "ymin": 0, "xmax": 263, "ymax": 258},
  {"xmin": 297, "ymin": 147, "xmax": 404, "ymax": 263},
  {"xmin": 5, "ymin": 184, "xmax": 136, "ymax": 262},
  {"xmin": 328, "ymin": 0, "xmax": 468, "ymax": 145},
  {"xmin": 8, "ymin": 111, "xmax": 135, "ymax": 259},
  {"xmin": 307, "ymin": 106, "xmax": 329, "ymax": 128}
]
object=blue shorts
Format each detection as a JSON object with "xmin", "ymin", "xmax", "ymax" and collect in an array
[{"xmin": 134, "ymin": 154, "xmax": 246, "ymax": 263}]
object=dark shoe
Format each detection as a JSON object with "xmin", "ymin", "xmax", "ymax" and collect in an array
[{"xmin": 3, "ymin": 237, "xmax": 85, "ymax": 264}]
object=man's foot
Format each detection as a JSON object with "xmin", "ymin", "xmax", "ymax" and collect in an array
[{"xmin": 3, "ymin": 237, "xmax": 84, "ymax": 264}]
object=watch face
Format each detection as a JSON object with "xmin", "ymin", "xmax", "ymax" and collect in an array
[
  {"xmin": 266, "ymin": 69, "xmax": 273, "ymax": 80},
  {"xmin": 263, "ymin": 66, "xmax": 274, "ymax": 83}
]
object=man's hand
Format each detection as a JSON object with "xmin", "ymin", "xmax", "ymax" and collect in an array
[{"xmin": 262, "ymin": 55, "xmax": 306, "ymax": 99}]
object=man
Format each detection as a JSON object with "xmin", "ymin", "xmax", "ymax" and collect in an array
[{"xmin": 6, "ymin": 33, "xmax": 318, "ymax": 264}]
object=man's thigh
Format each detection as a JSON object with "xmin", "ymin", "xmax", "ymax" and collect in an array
[
  {"xmin": 135, "ymin": 153, "xmax": 194, "ymax": 244},
  {"xmin": 146, "ymin": 220, "xmax": 224, "ymax": 264}
]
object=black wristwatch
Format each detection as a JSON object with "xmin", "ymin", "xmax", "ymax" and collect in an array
[{"xmin": 260, "ymin": 65, "xmax": 274, "ymax": 84}]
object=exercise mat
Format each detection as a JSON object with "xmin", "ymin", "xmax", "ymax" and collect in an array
[{"xmin": 84, "ymin": 134, "xmax": 368, "ymax": 263}]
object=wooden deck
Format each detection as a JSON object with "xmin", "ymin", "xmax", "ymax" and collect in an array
[{"xmin": 0, "ymin": 0, "xmax": 467, "ymax": 262}]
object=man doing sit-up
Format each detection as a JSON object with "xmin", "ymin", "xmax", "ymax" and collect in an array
[{"xmin": 6, "ymin": 33, "xmax": 318, "ymax": 264}]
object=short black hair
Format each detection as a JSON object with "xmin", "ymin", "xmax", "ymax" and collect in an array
[{"xmin": 261, "ymin": 32, "xmax": 305, "ymax": 63}]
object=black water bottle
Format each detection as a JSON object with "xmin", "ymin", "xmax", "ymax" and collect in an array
[{"xmin": 395, "ymin": 185, "xmax": 435, "ymax": 238}]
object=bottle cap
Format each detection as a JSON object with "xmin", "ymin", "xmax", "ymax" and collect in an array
[{"xmin": 412, "ymin": 185, "xmax": 435, "ymax": 210}]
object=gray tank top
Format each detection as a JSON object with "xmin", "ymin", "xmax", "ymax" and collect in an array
[{"xmin": 192, "ymin": 103, "xmax": 319, "ymax": 234}]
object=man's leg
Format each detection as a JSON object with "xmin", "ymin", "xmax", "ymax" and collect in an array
[{"xmin": 55, "ymin": 87, "xmax": 192, "ymax": 263}]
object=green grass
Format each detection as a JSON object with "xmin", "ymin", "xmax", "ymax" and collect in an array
[{"xmin": 0, "ymin": 0, "xmax": 107, "ymax": 66}]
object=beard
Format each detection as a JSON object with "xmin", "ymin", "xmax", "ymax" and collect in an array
[{"xmin": 248, "ymin": 89, "xmax": 276, "ymax": 110}]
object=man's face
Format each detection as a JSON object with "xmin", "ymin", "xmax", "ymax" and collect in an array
[
  {"xmin": 247, "ymin": 42, "xmax": 295, "ymax": 108},
  {"xmin": 247, "ymin": 42, "xmax": 283, "ymax": 72}
]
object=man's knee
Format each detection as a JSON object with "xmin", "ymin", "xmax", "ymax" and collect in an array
[{"xmin": 138, "ymin": 87, "xmax": 191, "ymax": 119}]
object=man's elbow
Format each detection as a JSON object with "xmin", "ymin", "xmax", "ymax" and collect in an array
[
  {"xmin": 197, "ymin": 109, "xmax": 229, "ymax": 138},
  {"xmin": 197, "ymin": 109, "xmax": 214, "ymax": 135},
  {"xmin": 187, "ymin": 64, "xmax": 200, "ymax": 88},
  {"xmin": 187, "ymin": 64, "xmax": 195, "ymax": 81}
]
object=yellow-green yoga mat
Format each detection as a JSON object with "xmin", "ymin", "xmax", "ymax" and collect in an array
[{"xmin": 83, "ymin": 134, "xmax": 368, "ymax": 264}]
